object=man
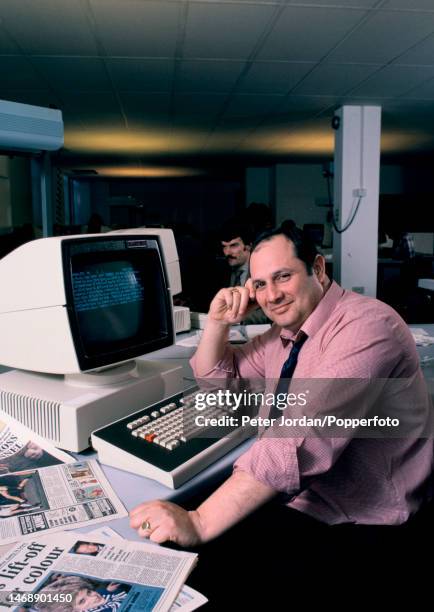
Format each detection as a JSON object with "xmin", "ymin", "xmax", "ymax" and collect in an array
[
  {"xmin": 130, "ymin": 226, "xmax": 432, "ymax": 605},
  {"xmin": 219, "ymin": 220, "xmax": 268, "ymax": 324},
  {"xmin": 220, "ymin": 220, "xmax": 252, "ymax": 288},
  {"xmin": 72, "ymin": 541, "xmax": 105, "ymax": 556}
]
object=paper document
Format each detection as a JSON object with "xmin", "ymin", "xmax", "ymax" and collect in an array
[
  {"xmin": 0, "ymin": 410, "xmax": 73, "ymax": 475},
  {"xmin": 410, "ymin": 327, "xmax": 434, "ymax": 346},
  {"xmin": 0, "ymin": 459, "xmax": 127, "ymax": 544},
  {"xmin": 244, "ymin": 324, "xmax": 271, "ymax": 339},
  {"xmin": 176, "ymin": 328, "xmax": 246, "ymax": 347},
  {"xmin": 0, "ymin": 530, "xmax": 197, "ymax": 612},
  {"xmin": 85, "ymin": 527, "xmax": 208, "ymax": 612}
]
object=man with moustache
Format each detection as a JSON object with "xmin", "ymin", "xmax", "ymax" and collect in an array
[
  {"xmin": 219, "ymin": 220, "xmax": 268, "ymax": 324},
  {"xmin": 130, "ymin": 225, "xmax": 432, "ymax": 606}
]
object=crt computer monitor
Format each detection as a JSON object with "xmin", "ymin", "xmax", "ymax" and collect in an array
[
  {"xmin": 0, "ymin": 230, "xmax": 184, "ymax": 451},
  {"xmin": 0, "ymin": 233, "xmax": 174, "ymax": 374},
  {"xmin": 65, "ymin": 235, "xmax": 174, "ymax": 373}
]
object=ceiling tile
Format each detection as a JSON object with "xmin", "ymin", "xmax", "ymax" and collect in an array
[
  {"xmin": 66, "ymin": 114, "xmax": 126, "ymax": 130},
  {"xmin": 120, "ymin": 91, "xmax": 171, "ymax": 121},
  {"xmin": 0, "ymin": 90, "xmax": 61, "ymax": 108},
  {"xmin": 172, "ymin": 93, "xmax": 227, "ymax": 120},
  {"xmin": 0, "ymin": 0, "xmax": 98, "ymax": 55},
  {"xmin": 223, "ymin": 93, "xmax": 284, "ymax": 120},
  {"xmin": 237, "ymin": 61, "xmax": 315, "ymax": 94},
  {"xmin": 258, "ymin": 6, "xmax": 368, "ymax": 61},
  {"xmin": 393, "ymin": 33, "xmax": 434, "ymax": 65},
  {"xmin": 287, "ymin": 0, "xmax": 378, "ymax": 5},
  {"xmin": 195, "ymin": 0, "xmax": 279, "ymax": 3},
  {"xmin": 401, "ymin": 77, "xmax": 434, "ymax": 100},
  {"xmin": 327, "ymin": 10, "xmax": 434, "ymax": 63},
  {"xmin": 183, "ymin": 2, "xmax": 277, "ymax": 59},
  {"xmin": 349, "ymin": 65, "xmax": 434, "ymax": 97},
  {"xmin": 380, "ymin": 100, "xmax": 434, "ymax": 134},
  {"xmin": 202, "ymin": 130, "xmax": 245, "ymax": 154},
  {"xmin": 0, "ymin": 28, "xmax": 21, "ymax": 53},
  {"xmin": 0, "ymin": 56, "xmax": 44, "ymax": 88},
  {"xmin": 32, "ymin": 57, "xmax": 111, "ymax": 90},
  {"xmin": 90, "ymin": 0, "xmax": 180, "ymax": 57},
  {"xmin": 382, "ymin": 0, "xmax": 434, "ymax": 8},
  {"xmin": 276, "ymin": 95, "xmax": 338, "ymax": 119},
  {"xmin": 175, "ymin": 60, "xmax": 245, "ymax": 92},
  {"xmin": 292, "ymin": 63, "xmax": 378, "ymax": 95},
  {"xmin": 107, "ymin": 59, "xmax": 173, "ymax": 91},
  {"xmin": 61, "ymin": 90, "xmax": 120, "ymax": 114}
]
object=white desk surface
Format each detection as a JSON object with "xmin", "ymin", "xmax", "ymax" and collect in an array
[{"xmin": 418, "ymin": 278, "xmax": 434, "ymax": 292}]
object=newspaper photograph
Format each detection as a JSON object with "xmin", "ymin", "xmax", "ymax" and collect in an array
[
  {"xmin": 0, "ymin": 530, "xmax": 197, "ymax": 612},
  {"xmin": 84, "ymin": 528, "xmax": 207, "ymax": 612},
  {"xmin": 0, "ymin": 412, "xmax": 73, "ymax": 476},
  {"xmin": 0, "ymin": 460, "xmax": 127, "ymax": 544}
]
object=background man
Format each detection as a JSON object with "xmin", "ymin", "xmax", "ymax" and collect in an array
[
  {"xmin": 218, "ymin": 219, "xmax": 268, "ymax": 324},
  {"xmin": 219, "ymin": 219, "xmax": 252, "ymax": 288}
]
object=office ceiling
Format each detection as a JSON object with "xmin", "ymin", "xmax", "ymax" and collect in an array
[{"xmin": 2, "ymin": 0, "xmax": 434, "ymax": 175}]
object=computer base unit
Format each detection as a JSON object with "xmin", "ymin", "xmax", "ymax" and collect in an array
[{"xmin": 0, "ymin": 359, "xmax": 183, "ymax": 452}]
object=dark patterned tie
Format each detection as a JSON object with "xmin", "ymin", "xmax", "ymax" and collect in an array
[
  {"xmin": 270, "ymin": 333, "xmax": 308, "ymax": 419},
  {"xmin": 232, "ymin": 268, "xmax": 243, "ymax": 287}
]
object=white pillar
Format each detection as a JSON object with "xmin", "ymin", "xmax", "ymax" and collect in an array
[{"xmin": 333, "ymin": 105, "xmax": 381, "ymax": 297}]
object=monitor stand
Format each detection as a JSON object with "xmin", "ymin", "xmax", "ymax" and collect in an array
[{"xmin": 0, "ymin": 359, "xmax": 183, "ymax": 452}]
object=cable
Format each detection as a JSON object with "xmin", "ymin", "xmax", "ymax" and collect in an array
[
  {"xmin": 332, "ymin": 197, "xmax": 363, "ymax": 234},
  {"xmin": 326, "ymin": 173, "xmax": 333, "ymax": 207}
]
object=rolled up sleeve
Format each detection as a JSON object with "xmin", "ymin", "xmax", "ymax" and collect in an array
[{"xmin": 233, "ymin": 437, "xmax": 301, "ymax": 495}]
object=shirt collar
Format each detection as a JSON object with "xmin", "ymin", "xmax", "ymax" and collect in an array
[{"xmin": 279, "ymin": 281, "xmax": 344, "ymax": 344}]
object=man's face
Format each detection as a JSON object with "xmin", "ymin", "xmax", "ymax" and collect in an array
[
  {"xmin": 74, "ymin": 588, "xmax": 104, "ymax": 611},
  {"xmin": 221, "ymin": 237, "xmax": 250, "ymax": 267},
  {"xmin": 76, "ymin": 542, "xmax": 99, "ymax": 554},
  {"xmin": 250, "ymin": 235, "xmax": 326, "ymax": 332},
  {"xmin": 24, "ymin": 442, "xmax": 43, "ymax": 459}
]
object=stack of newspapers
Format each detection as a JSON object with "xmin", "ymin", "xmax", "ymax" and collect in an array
[{"xmin": 0, "ymin": 411, "xmax": 207, "ymax": 611}]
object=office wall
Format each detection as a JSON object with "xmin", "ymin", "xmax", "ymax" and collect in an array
[{"xmin": 275, "ymin": 163, "xmax": 330, "ymax": 226}]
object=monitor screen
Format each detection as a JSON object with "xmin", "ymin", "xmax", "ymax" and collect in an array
[{"xmin": 63, "ymin": 236, "xmax": 173, "ymax": 371}]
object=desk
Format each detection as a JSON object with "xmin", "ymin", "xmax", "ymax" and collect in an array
[
  {"xmin": 2, "ymin": 329, "xmax": 434, "ymax": 544},
  {"xmin": 411, "ymin": 324, "xmax": 434, "ymax": 384},
  {"xmin": 418, "ymin": 278, "xmax": 434, "ymax": 292}
]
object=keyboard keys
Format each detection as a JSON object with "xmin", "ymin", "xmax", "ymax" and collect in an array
[{"xmin": 127, "ymin": 390, "xmax": 240, "ymax": 451}]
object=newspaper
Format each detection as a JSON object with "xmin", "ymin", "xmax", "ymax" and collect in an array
[
  {"xmin": 0, "ymin": 530, "xmax": 197, "ymax": 612},
  {"xmin": 0, "ymin": 411, "xmax": 73, "ymax": 477},
  {"xmin": 85, "ymin": 528, "xmax": 207, "ymax": 612},
  {"xmin": 0, "ymin": 460, "xmax": 127, "ymax": 544}
]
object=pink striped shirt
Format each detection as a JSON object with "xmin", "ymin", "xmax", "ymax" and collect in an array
[{"xmin": 191, "ymin": 281, "xmax": 433, "ymax": 525}]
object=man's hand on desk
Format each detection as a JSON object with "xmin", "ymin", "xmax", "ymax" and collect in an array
[
  {"xmin": 129, "ymin": 500, "xmax": 203, "ymax": 547},
  {"xmin": 130, "ymin": 472, "xmax": 277, "ymax": 547}
]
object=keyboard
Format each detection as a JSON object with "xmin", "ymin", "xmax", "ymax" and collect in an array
[{"xmin": 91, "ymin": 388, "xmax": 252, "ymax": 488}]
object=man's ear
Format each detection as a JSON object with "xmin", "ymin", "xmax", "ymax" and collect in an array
[
  {"xmin": 245, "ymin": 243, "xmax": 252, "ymax": 253},
  {"xmin": 313, "ymin": 254, "xmax": 326, "ymax": 281}
]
